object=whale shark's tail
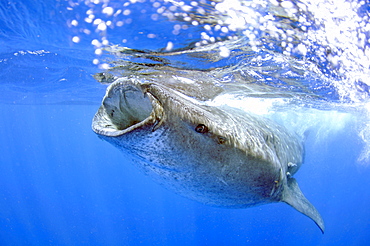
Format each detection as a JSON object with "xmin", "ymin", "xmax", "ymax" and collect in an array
[{"xmin": 282, "ymin": 177, "xmax": 325, "ymax": 233}]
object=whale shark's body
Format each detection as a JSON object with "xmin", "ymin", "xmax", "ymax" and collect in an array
[{"xmin": 92, "ymin": 78, "xmax": 324, "ymax": 233}]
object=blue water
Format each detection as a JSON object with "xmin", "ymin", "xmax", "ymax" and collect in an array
[{"xmin": 1, "ymin": 0, "xmax": 370, "ymax": 245}]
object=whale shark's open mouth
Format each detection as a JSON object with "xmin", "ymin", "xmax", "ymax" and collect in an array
[{"xmin": 92, "ymin": 80, "xmax": 161, "ymax": 137}]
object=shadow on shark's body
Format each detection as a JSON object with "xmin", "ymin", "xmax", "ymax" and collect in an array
[{"xmin": 92, "ymin": 78, "xmax": 324, "ymax": 233}]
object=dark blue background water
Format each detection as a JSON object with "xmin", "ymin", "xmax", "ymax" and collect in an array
[{"xmin": 0, "ymin": 1, "xmax": 369, "ymax": 245}]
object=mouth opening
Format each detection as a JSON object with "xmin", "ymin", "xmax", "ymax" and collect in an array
[{"xmin": 92, "ymin": 82, "xmax": 154, "ymax": 136}]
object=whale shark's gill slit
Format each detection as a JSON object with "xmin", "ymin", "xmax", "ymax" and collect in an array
[
  {"xmin": 151, "ymin": 117, "xmax": 163, "ymax": 132},
  {"xmin": 195, "ymin": 124, "xmax": 208, "ymax": 133}
]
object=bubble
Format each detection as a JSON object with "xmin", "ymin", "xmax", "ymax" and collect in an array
[
  {"xmin": 72, "ymin": 36, "xmax": 80, "ymax": 43},
  {"xmin": 102, "ymin": 6, "xmax": 114, "ymax": 16},
  {"xmin": 151, "ymin": 14, "xmax": 159, "ymax": 21},
  {"xmin": 153, "ymin": 2, "xmax": 161, "ymax": 8},
  {"xmin": 71, "ymin": 20, "xmax": 78, "ymax": 26},
  {"xmin": 102, "ymin": 39, "xmax": 109, "ymax": 46},
  {"xmin": 91, "ymin": 39, "xmax": 101, "ymax": 47},
  {"xmin": 99, "ymin": 63, "xmax": 110, "ymax": 69},
  {"xmin": 181, "ymin": 5, "xmax": 192, "ymax": 12},
  {"xmin": 123, "ymin": 9, "xmax": 131, "ymax": 16},
  {"xmin": 219, "ymin": 46, "xmax": 230, "ymax": 57},
  {"xmin": 165, "ymin": 41, "xmax": 174, "ymax": 51},
  {"xmin": 169, "ymin": 5, "xmax": 177, "ymax": 12},
  {"xmin": 97, "ymin": 22, "xmax": 107, "ymax": 31},
  {"xmin": 114, "ymin": 10, "xmax": 122, "ymax": 16},
  {"xmin": 281, "ymin": 1, "xmax": 295, "ymax": 10},
  {"xmin": 296, "ymin": 44, "xmax": 307, "ymax": 56},
  {"xmin": 221, "ymin": 26, "xmax": 229, "ymax": 33},
  {"xmin": 95, "ymin": 48, "xmax": 102, "ymax": 55},
  {"xmin": 93, "ymin": 18, "xmax": 102, "ymax": 25},
  {"xmin": 84, "ymin": 17, "xmax": 93, "ymax": 24}
]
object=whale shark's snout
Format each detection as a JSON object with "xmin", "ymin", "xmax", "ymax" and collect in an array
[{"xmin": 92, "ymin": 78, "xmax": 325, "ymax": 233}]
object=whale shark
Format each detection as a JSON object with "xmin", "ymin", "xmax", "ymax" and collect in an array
[{"xmin": 92, "ymin": 78, "xmax": 325, "ymax": 233}]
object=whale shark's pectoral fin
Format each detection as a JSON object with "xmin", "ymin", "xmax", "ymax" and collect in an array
[{"xmin": 281, "ymin": 178, "xmax": 325, "ymax": 233}]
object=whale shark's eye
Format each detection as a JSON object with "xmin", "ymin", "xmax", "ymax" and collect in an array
[{"xmin": 195, "ymin": 124, "xmax": 208, "ymax": 133}]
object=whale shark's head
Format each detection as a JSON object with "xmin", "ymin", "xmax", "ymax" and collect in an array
[{"xmin": 92, "ymin": 78, "xmax": 300, "ymax": 167}]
